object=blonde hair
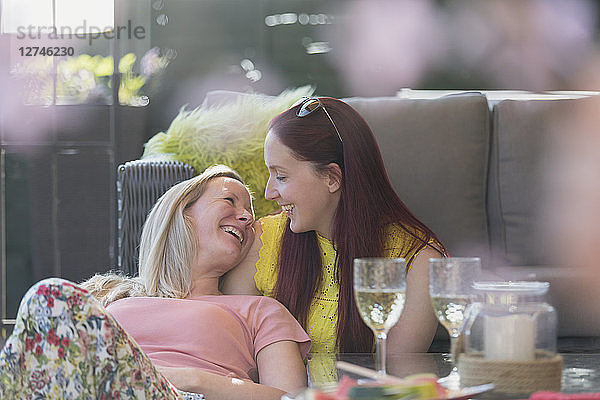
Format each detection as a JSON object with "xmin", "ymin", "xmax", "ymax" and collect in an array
[
  {"xmin": 80, "ymin": 271, "xmax": 147, "ymax": 307},
  {"xmin": 81, "ymin": 164, "xmax": 246, "ymax": 305}
]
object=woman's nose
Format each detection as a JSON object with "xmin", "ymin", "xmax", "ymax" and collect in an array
[
  {"xmin": 265, "ymin": 178, "xmax": 277, "ymax": 201},
  {"xmin": 238, "ymin": 208, "xmax": 254, "ymax": 226}
]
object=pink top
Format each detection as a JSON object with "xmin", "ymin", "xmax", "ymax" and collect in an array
[{"xmin": 107, "ymin": 295, "xmax": 311, "ymax": 382}]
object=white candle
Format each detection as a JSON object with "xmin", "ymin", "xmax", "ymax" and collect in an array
[{"xmin": 484, "ymin": 314, "xmax": 536, "ymax": 361}]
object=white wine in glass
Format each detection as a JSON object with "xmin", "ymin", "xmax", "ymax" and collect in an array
[
  {"xmin": 354, "ymin": 258, "xmax": 406, "ymax": 376},
  {"xmin": 429, "ymin": 257, "xmax": 481, "ymax": 387},
  {"xmin": 430, "ymin": 294, "xmax": 471, "ymax": 337},
  {"xmin": 355, "ymin": 289, "xmax": 406, "ymax": 332}
]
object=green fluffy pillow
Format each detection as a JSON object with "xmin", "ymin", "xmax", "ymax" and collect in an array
[{"xmin": 142, "ymin": 86, "xmax": 314, "ymax": 217}]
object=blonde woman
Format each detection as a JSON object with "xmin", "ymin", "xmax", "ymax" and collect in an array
[{"xmin": 0, "ymin": 165, "xmax": 310, "ymax": 400}]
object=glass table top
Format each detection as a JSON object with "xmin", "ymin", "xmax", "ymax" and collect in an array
[{"xmin": 306, "ymin": 352, "xmax": 600, "ymax": 399}]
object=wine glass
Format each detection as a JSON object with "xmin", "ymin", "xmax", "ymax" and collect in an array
[
  {"xmin": 429, "ymin": 257, "xmax": 481, "ymax": 388},
  {"xmin": 353, "ymin": 257, "xmax": 407, "ymax": 376}
]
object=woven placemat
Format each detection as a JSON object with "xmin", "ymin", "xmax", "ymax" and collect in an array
[{"xmin": 457, "ymin": 351, "xmax": 563, "ymax": 393}]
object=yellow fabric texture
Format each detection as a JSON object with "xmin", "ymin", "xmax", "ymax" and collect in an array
[{"xmin": 254, "ymin": 212, "xmax": 430, "ymax": 353}]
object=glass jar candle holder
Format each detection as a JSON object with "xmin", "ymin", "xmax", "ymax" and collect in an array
[
  {"xmin": 458, "ymin": 281, "xmax": 562, "ymax": 394},
  {"xmin": 463, "ymin": 281, "xmax": 557, "ymax": 360}
]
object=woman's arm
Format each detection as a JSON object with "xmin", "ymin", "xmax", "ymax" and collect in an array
[
  {"xmin": 156, "ymin": 366, "xmax": 287, "ymax": 400},
  {"xmin": 256, "ymin": 340, "xmax": 307, "ymax": 392},
  {"xmin": 221, "ymin": 220, "xmax": 262, "ymax": 295},
  {"xmin": 156, "ymin": 340, "xmax": 307, "ymax": 400},
  {"xmin": 387, "ymin": 246, "xmax": 442, "ymax": 353}
]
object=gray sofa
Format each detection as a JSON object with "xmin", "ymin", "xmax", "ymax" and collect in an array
[
  {"xmin": 343, "ymin": 92, "xmax": 600, "ymax": 339},
  {"xmin": 119, "ymin": 90, "xmax": 600, "ymax": 340}
]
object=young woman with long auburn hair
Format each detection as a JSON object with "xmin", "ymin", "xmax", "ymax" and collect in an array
[{"xmin": 223, "ymin": 97, "xmax": 448, "ymax": 354}]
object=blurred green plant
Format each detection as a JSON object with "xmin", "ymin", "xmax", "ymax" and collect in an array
[{"xmin": 10, "ymin": 48, "xmax": 171, "ymax": 106}]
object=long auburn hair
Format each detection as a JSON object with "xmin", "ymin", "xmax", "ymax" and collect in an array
[{"xmin": 269, "ymin": 97, "xmax": 447, "ymax": 352}]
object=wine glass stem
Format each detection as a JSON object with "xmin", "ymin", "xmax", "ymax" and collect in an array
[
  {"xmin": 440, "ymin": 335, "xmax": 462, "ymax": 390},
  {"xmin": 375, "ymin": 331, "xmax": 387, "ymax": 375},
  {"xmin": 449, "ymin": 335, "xmax": 458, "ymax": 370}
]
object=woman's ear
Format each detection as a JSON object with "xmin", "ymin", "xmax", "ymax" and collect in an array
[{"xmin": 325, "ymin": 163, "xmax": 343, "ymax": 193}]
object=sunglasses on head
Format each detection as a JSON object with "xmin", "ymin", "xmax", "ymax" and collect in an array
[{"xmin": 294, "ymin": 97, "xmax": 343, "ymax": 144}]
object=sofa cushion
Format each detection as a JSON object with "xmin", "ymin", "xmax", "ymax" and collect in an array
[
  {"xmin": 344, "ymin": 94, "xmax": 490, "ymax": 260},
  {"xmin": 488, "ymin": 98, "xmax": 592, "ymax": 267}
]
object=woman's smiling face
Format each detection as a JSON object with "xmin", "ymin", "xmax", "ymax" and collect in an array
[
  {"xmin": 186, "ymin": 176, "xmax": 255, "ymax": 275},
  {"xmin": 263, "ymin": 131, "xmax": 341, "ymax": 238}
]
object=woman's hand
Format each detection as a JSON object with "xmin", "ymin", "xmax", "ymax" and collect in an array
[
  {"xmin": 155, "ymin": 364, "xmax": 289, "ymax": 400},
  {"xmin": 155, "ymin": 366, "xmax": 205, "ymax": 393}
]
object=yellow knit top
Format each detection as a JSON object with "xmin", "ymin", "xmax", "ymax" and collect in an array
[{"xmin": 254, "ymin": 212, "xmax": 430, "ymax": 353}]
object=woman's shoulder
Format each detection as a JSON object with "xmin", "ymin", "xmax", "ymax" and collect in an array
[
  {"xmin": 383, "ymin": 223, "xmax": 433, "ymax": 254},
  {"xmin": 383, "ymin": 223, "xmax": 444, "ymax": 268},
  {"xmin": 212, "ymin": 294, "xmax": 264, "ymax": 305},
  {"xmin": 106, "ymin": 295, "xmax": 163, "ymax": 307},
  {"xmin": 383, "ymin": 223, "xmax": 425, "ymax": 245},
  {"xmin": 215, "ymin": 295, "xmax": 291, "ymax": 318},
  {"xmin": 106, "ymin": 296, "xmax": 190, "ymax": 315}
]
